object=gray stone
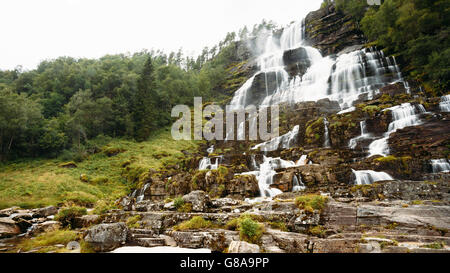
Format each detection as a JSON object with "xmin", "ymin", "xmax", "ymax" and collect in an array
[
  {"xmin": 0, "ymin": 218, "xmax": 21, "ymax": 238},
  {"xmin": 84, "ymin": 223, "xmax": 130, "ymax": 252},
  {"xmin": 228, "ymin": 241, "xmax": 260, "ymax": 253},
  {"xmin": 182, "ymin": 191, "xmax": 210, "ymax": 212}
]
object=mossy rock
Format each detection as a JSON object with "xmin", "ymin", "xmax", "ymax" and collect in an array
[{"xmin": 59, "ymin": 162, "xmax": 77, "ymax": 169}]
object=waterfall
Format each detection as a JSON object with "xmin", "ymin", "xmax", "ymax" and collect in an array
[
  {"xmin": 292, "ymin": 174, "xmax": 306, "ymax": 192},
  {"xmin": 136, "ymin": 183, "xmax": 150, "ymax": 203},
  {"xmin": 352, "ymin": 169, "xmax": 394, "ymax": 185},
  {"xmin": 323, "ymin": 118, "xmax": 331, "ymax": 148},
  {"xmin": 199, "ymin": 156, "xmax": 222, "ymax": 170},
  {"xmin": 229, "ymin": 20, "xmax": 408, "ymax": 111},
  {"xmin": 252, "ymin": 125, "xmax": 299, "ymax": 152},
  {"xmin": 430, "ymin": 159, "xmax": 450, "ymax": 173},
  {"xmin": 368, "ymin": 103, "xmax": 426, "ymax": 157},
  {"xmin": 349, "ymin": 120, "xmax": 370, "ymax": 149},
  {"xmin": 237, "ymin": 155, "xmax": 308, "ymax": 197},
  {"xmin": 440, "ymin": 95, "xmax": 450, "ymax": 112},
  {"xmin": 206, "ymin": 145, "xmax": 214, "ymax": 154}
]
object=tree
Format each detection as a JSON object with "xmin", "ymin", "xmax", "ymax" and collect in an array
[{"xmin": 132, "ymin": 56, "xmax": 161, "ymax": 141}]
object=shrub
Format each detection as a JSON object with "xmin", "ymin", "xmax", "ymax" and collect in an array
[
  {"xmin": 174, "ymin": 216, "xmax": 213, "ymax": 231},
  {"xmin": 239, "ymin": 217, "xmax": 264, "ymax": 244},
  {"xmin": 295, "ymin": 194, "xmax": 328, "ymax": 213},
  {"xmin": 55, "ymin": 206, "xmax": 87, "ymax": 228}
]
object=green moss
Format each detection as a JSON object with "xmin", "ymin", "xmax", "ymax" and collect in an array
[
  {"xmin": 173, "ymin": 197, "xmax": 185, "ymax": 210},
  {"xmin": 362, "ymin": 105, "xmax": 381, "ymax": 116},
  {"xmin": 268, "ymin": 221, "xmax": 288, "ymax": 232},
  {"xmin": 177, "ymin": 203, "xmax": 192, "ymax": 213},
  {"xmin": 308, "ymin": 225, "xmax": 326, "ymax": 237},
  {"xmin": 422, "ymin": 242, "xmax": 445, "ymax": 249},
  {"xmin": 126, "ymin": 215, "xmax": 142, "ymax": 229}
]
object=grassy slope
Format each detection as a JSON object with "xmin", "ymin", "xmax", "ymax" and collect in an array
[{"xmin": 0, "ymin": 127, "xmax": 199, "ymax": 209}]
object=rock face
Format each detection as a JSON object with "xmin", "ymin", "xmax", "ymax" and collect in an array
[
  {"xmin": 228, "ymin": 241, "xmax": 260, "ymax": 253},
  {"xmin": 84, "ymin": 223, "xmax": 130, "ymax": 252},
  {"xmin": 304, "ymin": 4, "xmax": 365, "ymax": 56}
]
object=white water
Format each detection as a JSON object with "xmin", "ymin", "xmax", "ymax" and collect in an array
[
  {"xmin": 368, "ymin": 103, "xmax": 426, "ymax": 157},
  {"xmin": 323, "ymin": 118, "xmax": 331, "ymax": 148},
  {"xmin": 252, "ymin": 125, "xmax": 299, "ymax": 152},
  {"xmin": 292, "ymin": 174, "xmax": 306, "ymax": 192},
  {"xmin": 430, "ymin": 159, "xmax": 450, "ymax": 173},
  {"xmin": 229, "ymin": 21, "xmax": 407, "ymax": 111},
  {"xmin": 352, "ymin": 169, "xmax": 394, "ymax": 185},
  {"xmin": 440, "ymin": 95, "xmax": 450, "ymax": 112},
  {"xmin": 349, "ymin": 121, "xmax": 370, "ymax": 149},
  {"xmin": 199, "ymin": 156, "xmax": 222, "ymax": 170},
  {"xmin": 241, "ymin": 155, "xmax": 309, "ymax": 197}
]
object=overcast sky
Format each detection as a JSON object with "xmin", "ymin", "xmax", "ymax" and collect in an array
[{"xmin": 0, "ymin": 0, "xmax": 322, "ymax": 70}]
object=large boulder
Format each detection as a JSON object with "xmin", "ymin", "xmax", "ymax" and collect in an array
[
  {"xmin": 0, "ymin": 218, "xmax": 21, "ymax": 238},
  {"xmin": 84, "ymin": 223, "xmax": 130, "ymax": 252},
  {"xmin": 182, "ymin": 191, "xmax": 211, "ymax": 212},
  {"xmin": 33, "ymin": 206, "xmax": 58, "ymax": 218},
  {"xmin": 228, "ymin": 241, "xmax": 260, "ymax": 253}
]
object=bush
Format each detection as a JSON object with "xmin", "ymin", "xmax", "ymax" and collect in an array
[
  {"xmin": 239, "ymin": 217, "xmax": 264, "ymax": 244},
  {"xmin": 55, "ymin": 206, "xmax": 87, "ymax": 228},
  {"xmin": 295, "ymin": 194, "xmax": 328, "ymax": 213},
  {"xmin": 174, "ymin": 216, "xmax": 213, "ymax": 231}
]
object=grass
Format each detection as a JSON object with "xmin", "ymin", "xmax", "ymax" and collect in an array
[
  {"xmin": 295, "ymin": 194, "xmax": 329, "ymax": 213},
  {"xmin": 423, "ymin": 242, "xmax": 445, "ymax": 249},
  {"xmin": 126, "ymin": 215, "xmax": 142, "ymax": 229},
  {"xmin": 173, "ymin": 216, "xmax": 214, "ymax": 231},
  {"xmin": 17, "ymin": 229, "xmax": 79, "ymax": 253},
  {"xmin": 0, "ymin": 127, "xmax": 199, "ymax": 209}
]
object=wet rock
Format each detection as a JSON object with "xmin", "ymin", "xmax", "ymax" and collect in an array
[
  {"xmin": 0, "ymin": 207, "xmax": 20, "ymax": 218},
  {"xmin": 28, "ymin": 221, "xmax": 61, "ymax": 236},
  {"xmin": 228, "ymin": 241, "xmax": 260, "ymax": 253},
  {"xmin": 84, "ymin": 223, "xmax": 130, "ymax": 252}
]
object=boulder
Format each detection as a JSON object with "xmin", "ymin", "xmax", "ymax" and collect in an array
[
  {"xmin": 28, "ymin": 221, "xmax": 61, "ymax": 236},
  {"xmin": 182, "ymin": 191, "xmax": 210, "ymax": 212},
  {"xmin": 84, "ymin": 223, "xmax": 130, "ymax": 252},
  {"xmin": 73, "ymin": 215, "xmax": 101, "ymax": 228},
  {"xmin": 0, "ymin": 218, "xmax": 21, "ymax": 238},
  {"xmin": 33, "ymin": 206, "xmax": 58, "ymax": 218},
  {"xmin": 228, "ymin": 241, "xmax": 260, "ymax": 253}
]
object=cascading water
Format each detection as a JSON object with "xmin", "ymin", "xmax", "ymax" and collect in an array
[
  {"xmin": 323, "ymin": 118, "xmax": 331, "ymax": 148},
  {"xmin": 239, "ymin": 155, "xmax": 309, "ymax": 197},
  {"xmin": 199, "ymin": 145, "xmax": 223, "ymax": 170},
  {"xmin": 352, "ymin": 169, "xmax": 394, "ymax": 185},
  {"xmin": 252, "ymin": 125, "xmax": 299, "ymax": 152},
  {"xmin": 292, "ymin": 174, "xmax": 306, "ymax": 192},
  {"xmin": 348, "ymin": 120, "xmax": 371, "ymax": 149},
  {"xmin": 229, "ymin": 21, "xmax": 408, "ymax": 111},
  {"xmin": 368, "ymin": 103, "xmax": 426, "ymax": 157},
  {"xmin": 430, "ymin": 159, "xmax": 450, "ymax": 173},
  {"xmin": 440, "ymin": 95, "xmax": 450, "ymax": 112}
]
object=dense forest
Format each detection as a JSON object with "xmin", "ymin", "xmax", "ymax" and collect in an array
[
  {"xmin": 323, "ymin": 0, "xmax": 449, "ymax": 92},
  {"xmin": 0, "ymin": 28, "xmax": 250, "ymax": 162}
]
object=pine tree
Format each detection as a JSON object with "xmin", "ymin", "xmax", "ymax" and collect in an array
[{"xmin": 133, "ymin": 56, "xmax": 160, "ymax": 141}]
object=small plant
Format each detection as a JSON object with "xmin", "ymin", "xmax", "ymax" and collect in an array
[
  {"xmin": 55, "ymin": 206, "xmax": 87, "ymax": 228},
  {"xmin": 308, "ymin": 225, "xmax": 326, "ymax": 237},
  {"xmin": 173, "ymin": 197, "xmax": 185, "ymax": 210},
  {"xmin": 268, "ymin": 221, "xmax": 288, "ymax": 232},
  {"xmin": 177, "ymin": 203, "xmax": 193, "ymax": 213}
]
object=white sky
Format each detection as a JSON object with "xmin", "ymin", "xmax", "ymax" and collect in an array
[{"xmin": 0, "ymin": 0, "xmax": 323, "ymax": 70}]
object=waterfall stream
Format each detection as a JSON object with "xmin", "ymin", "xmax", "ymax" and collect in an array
[
  {"xmin": 440, "ymin": 95, "xmax": 450, "ymax": 112},
  {"xmin": 368, "ymin": 103, "xmax": 426, "ymax": 157},
  {"xmin": 352, "ymin": 169, "xmax": 394, "ymax": 185},
  {"xmin": 430, "ymin": 159, "xmax": 450, "ymax": 173}
]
